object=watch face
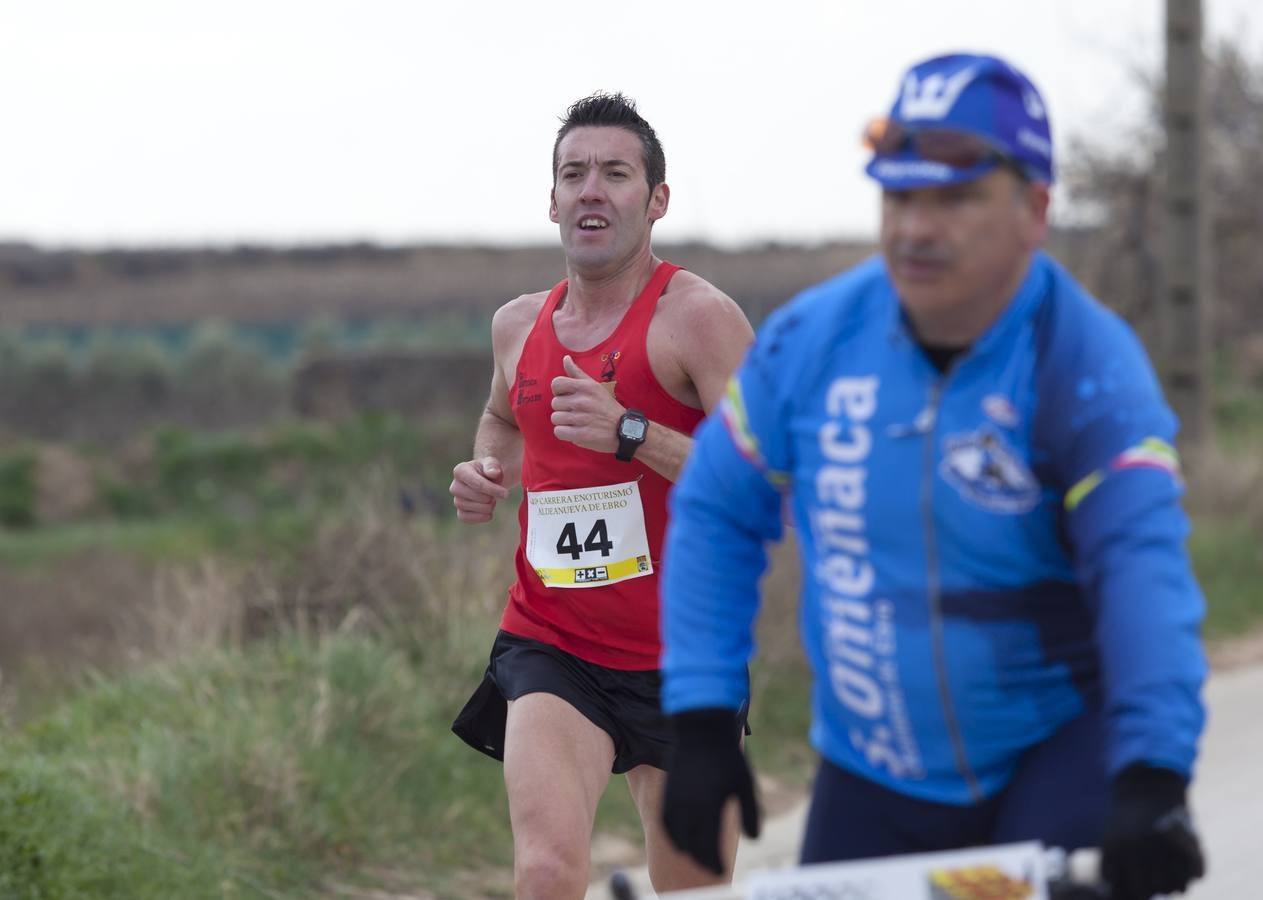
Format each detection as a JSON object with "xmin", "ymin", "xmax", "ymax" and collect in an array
[{"xmin": 620, "ymin": 418, "xmax": 647, "ymax": 441}]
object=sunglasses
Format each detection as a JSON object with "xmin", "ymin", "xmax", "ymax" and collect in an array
[{"xmin": 863, "ymin": 118, "xmax": 1025, "ymax": 177}]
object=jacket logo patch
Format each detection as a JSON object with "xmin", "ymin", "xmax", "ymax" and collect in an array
[
  {"xmin": 940, "ymin": 427, "xmax": 1039, "ymax": 513},
  {"xmin": 981, "ymin": 393, "xmax": 1019, "ymax": 428}
]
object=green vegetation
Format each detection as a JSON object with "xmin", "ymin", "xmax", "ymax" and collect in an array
[
  {"xmin": 3, "ymin": 316, "xmax": 486, "ymax": 373},
  {"xmin": 0, "ymin": 385, "xmax": 1257, "ymax": 898},
  {"xmin": 0, "ymin": 413, "xmax": 466, "ymax": 568},
  {"xmin": 1, "ymin": 633, "xmax": 512, "ymax": 898},
  {"xmin": 0, "ymin": 448, "xmax": 36, "ymax": 528},
  {"xmin": 1190, "ymin": 519, "xmax": 1263, "ymax": 640},
  {"xmin": 0, "ymin": 589, "xmax": 814, "ymax": 900},
  {"xmin": 1215, "ymin": 379, "xmax": 1263, "ymax": 451},
  {"xmin": 1, "ymin": 493, "xmax": 522, "ymax": 898},
  {"xmin": 106, "ymin": 416, "xmax": 436, "ymax": 520},
  {"xmin": 0, "ymin": 319, "xmax": 490, "ymax": 449},
  {"xmin": 0, "ymin": 515, "xmax": 313, "ymax": 569},
  {"xmin": 1, "ymin": 490, "xmax": 1250, "ymax": 898},
  {"xmin": 0, "ymin": 758, "xmax": 214, "ymax": 899}
]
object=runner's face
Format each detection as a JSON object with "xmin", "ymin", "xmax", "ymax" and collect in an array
[
  {"xmin": 880, "ymin": 168, "xmax": 1048, "ymax": 337},
  {"xmin": 550, "ymin": 126, "xmax": 668, "ymax": 272}
]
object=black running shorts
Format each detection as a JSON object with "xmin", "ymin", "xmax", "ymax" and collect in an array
[{"xmin": 451, "ymin": 630, "xmax": 747, "ymax": 774}]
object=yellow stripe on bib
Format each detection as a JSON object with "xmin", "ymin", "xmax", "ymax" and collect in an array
[{"xmin": 534, "ymin": 554, "xmax": 652, "ymax": 587}]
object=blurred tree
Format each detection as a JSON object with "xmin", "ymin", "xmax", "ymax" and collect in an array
[
  {"xmin": 296, "ymin": 315, "xmax": 342, "ymax": 361},
  {"xmin": 175, "ymin": 321, "xmax": 285, "ymax": 430},
  {"xmin": 1060, "ymin": 35, "xmax": 1263, "ymax": 356}
]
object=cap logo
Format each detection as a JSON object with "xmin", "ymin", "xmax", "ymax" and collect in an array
[
  {"xmin": 1023, "ymin": 88, "xmax": 1046, "ymax": 120},
  {"xmin": 899, "ymin": 66, "xmax": 978, "ymax": 120},
  {"xmin": 1017, "ymin": 128, "xmax": 1052, "ymax": 160}
]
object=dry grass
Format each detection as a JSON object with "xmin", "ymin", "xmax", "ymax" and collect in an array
[
  {"xmin": 5, "ymin": 438, "xmax": 1257, "ymax": 724},
  {"xmin": 257, "ymin": 477, "xmax": 516, "ymax": 657},
  {"xmin": 126, "ymin": 477, "xmax": 520, "ymax": 683},
  {"xmin": 1, "ymin": 470, "xmax": 521, "ymax": 724},
  {"xmin": 0, "ymin": 551, "xmax": 158, "ymax": 710}
]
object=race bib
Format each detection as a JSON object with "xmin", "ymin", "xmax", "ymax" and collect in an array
[{"xmin": 525, "ymin": 480, "xmax": 653, "ymax": 589}]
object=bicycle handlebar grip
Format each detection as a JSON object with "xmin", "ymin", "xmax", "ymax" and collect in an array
[
  {"xmin": 1066, "ymin": 848, "xmax": 1102, "ymax": 886},
  {"xmin": 609, "ymin": 869, "xmax": 637, "ymax": 900},
  {"xmin": 1047, "ymin": 847, "xmax": 1107, "ymax": 899}
]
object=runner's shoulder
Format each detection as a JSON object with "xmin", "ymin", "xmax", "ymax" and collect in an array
[
  {"xmin": 491, "ymin": 290, "xmax": 549, "ymax": 352},
  {"xmin": 658, "ymin": 268, "xmax": 750, "ymax": 330}
]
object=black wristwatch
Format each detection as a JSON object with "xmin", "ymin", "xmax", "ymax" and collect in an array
[{"xmin": 615, "ymin": 409, "xmax": 649, "ymax": 462}]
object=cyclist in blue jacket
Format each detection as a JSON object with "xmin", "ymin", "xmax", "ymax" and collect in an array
[{"xmin": 659, "ymin": 53, "xmax": 1207, "ymax": 900}]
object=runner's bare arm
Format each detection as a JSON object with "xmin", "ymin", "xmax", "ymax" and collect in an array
[
  {"xmin": 550, "ymin": 279, "xmax": 753, "ymax": 482},
  {"xmin": 450, "ymin": 298, "xmax": 533, "ymax": 522},
  {"xmin": 550, "ymin": 354, "xmax": 695, "ymax": 481},
  {"xmin": 668, "ymin": 280, "xmax": 755, "ymax": 415},
  {"xmin": 632, "ymin": 280, "xmax": 753, "ymax": 481}
]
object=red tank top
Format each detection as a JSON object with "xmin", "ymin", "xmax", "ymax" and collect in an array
[{"xmin": 501, "ymin": 261, "xmax": 704, "ymax": 670}]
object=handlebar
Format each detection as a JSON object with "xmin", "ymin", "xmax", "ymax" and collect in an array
[
  {"xmin": 1047, "ymin": 847, "xmax": 1107, "ymax": 899},
  {"xmin": 608, "ymin": 846, "xmax": 1107, "ymax": 899}
]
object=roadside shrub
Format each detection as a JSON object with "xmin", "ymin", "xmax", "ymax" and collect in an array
[
  {"xmin": 0, "ymin": 450, "xmax": 37, "ymax": 528},
  {"xmin": 96, "ymin": 477, "xmax": 162, "ymax": 520},
  {"xmin": 0, "ymin": 758, "xmax": 213, "ymax": 899}
]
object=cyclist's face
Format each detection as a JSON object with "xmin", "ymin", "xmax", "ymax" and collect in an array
[{"xmin": 880, "ymin": 168, "xmax": 1049, "ymax": 341}]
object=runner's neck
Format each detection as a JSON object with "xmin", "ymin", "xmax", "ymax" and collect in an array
[{"xmin": 561, "ymin": 253, "xmax": 662, "ymax": 322}]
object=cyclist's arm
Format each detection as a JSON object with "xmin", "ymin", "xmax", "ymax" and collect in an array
[
  {"xmin": 661, "ymin": 311, "xmax": 798, "ymax": 714},
  {"xmin": 1046, "ymin": 318, "xmax": 1206, "ymax": 778}
]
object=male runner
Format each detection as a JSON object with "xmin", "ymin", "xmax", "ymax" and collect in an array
[{"xmin": 450, "ymin": 92, "xmax": 754, "ymax": 900}]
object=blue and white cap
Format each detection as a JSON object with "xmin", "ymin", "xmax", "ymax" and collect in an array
[{"xmin": 865, "ymin": 53, "xmax": 1055, "ymax": 190}]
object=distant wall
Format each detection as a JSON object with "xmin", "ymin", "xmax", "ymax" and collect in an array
[
  {"xmin": 6, "ymin": 233, "xmax": 1245, "ymax": 445},
  {"xmin": 293, "ymin": 349, "xmax": 490, "ymax": 423},
  {"xmin": 0, "ymin": 241, "xmax": 875, "ymax": 329},
  {"xmin": 0, "ymin": 241, "xmax": 879, "ymax": 444}
]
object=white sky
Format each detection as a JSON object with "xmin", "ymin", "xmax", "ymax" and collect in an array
[{"xmin": 3, "ymin": 0, "xmax": 1260, "ymax": 248}]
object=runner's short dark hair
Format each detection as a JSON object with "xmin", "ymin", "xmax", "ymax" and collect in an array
[{"xmin": 552, "ymin": 92, "xmax": 666, "ymax": 190}]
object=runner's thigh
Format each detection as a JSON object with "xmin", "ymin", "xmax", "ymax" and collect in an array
[
  {"xmin": 503, "ymin": 692, "xmax": 617, "ymax": 849},
  {"xmin": 625, "ymin": 764, "xmax": 740, "ymax": 888}
]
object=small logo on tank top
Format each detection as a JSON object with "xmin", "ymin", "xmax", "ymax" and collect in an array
[
  {"xmin": 600, "ymin": 350, "xmax": 620, "ymax": 398},
  {"xmin": 516, "ymin": 372, "xmax": 542, "ymax": 405},
  {"xmin": 600, "ymin": 350, "xmax": 621, "ymax": 381}
]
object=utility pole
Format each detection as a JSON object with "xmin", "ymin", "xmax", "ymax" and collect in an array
[{"xmin": 1164, "ymin": 0, "xmax": 1213, "ymax": 451}]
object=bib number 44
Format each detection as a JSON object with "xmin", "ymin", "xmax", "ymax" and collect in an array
[
  {"xmin": 555, "ymin": 519, "xmax": 614, "ymax": 560},
  {"xmin": 524, "ymin": 480, "xmax": 652, "ymax": 588}
]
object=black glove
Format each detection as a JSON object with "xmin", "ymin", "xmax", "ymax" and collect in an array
[
  {"xmin": 661, "ymin": 707, "xmax": 760, "ymax": 875},
  {"xmin": 1101, "ymin": 763, "xmax": 1205, "ymax": 899}
]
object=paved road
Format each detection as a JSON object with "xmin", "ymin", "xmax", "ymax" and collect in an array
[
  {"xmin": 589, "ymin": 663, "xmax": 1263, "ymax": 899},
  {"xmin": 1183, "ymin": 663, "xmax": 1263, "ymax": 898}
]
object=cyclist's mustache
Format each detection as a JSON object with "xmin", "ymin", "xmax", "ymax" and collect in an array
[{"xmin": 889, "ymin": 242, "xmax": 954, "ymax": 267}]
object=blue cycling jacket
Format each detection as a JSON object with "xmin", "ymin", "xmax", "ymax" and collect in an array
[{"xmin": 661, "ymin": 251, "xmax": 1207, "ymax": 804}]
